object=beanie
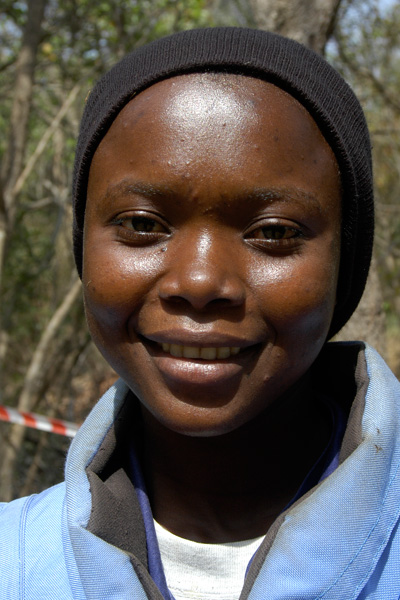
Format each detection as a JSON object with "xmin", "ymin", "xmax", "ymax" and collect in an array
[{"xmin": 72, "ymin": 27, "xmax": 374, "ymax": 338}]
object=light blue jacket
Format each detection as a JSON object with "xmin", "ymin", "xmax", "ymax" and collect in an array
[{"xmin": 1, "ymin": 343, "xmax": 400, "ymax": 599}]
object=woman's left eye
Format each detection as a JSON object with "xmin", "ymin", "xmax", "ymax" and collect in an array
[{"xmin": 248, "ymin": 224, "xmax": 301, "ymax": 242}]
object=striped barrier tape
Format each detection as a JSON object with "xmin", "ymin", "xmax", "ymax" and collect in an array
[{"xmin": 0, "ymin": 405, "xmax": 79, "ymax": 438}]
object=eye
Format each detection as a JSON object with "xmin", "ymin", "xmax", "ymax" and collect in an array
[
  {"xmin": 251, "ymin": 225, "xmax": 300, "ymax": 241},
  {"xmin": 121, "ymin": 216, "xmax": 166, "ymax": 233},
  {"xmin": 244, "ymin": 220, "xmax": 305, "ymax": 252},
  {"xmin": 112, "ymin": 212, "xmax": 170, "ymax": 244}
]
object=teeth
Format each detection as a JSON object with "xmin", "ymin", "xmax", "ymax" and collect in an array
[
  {"xmin": 201, "ymin": 347, "xmax": 217, "ymax": 360},
  {"xmin": 183, "ymin": 346, "xmax": 200, "ymax": 359},
  {"xmin": 161, "ymin": 343, "xmax": 241, "ymax": 359},
  {"xmin": 217, "ymin": 347, "xmax": 231, "ymax": 359},
  {"xmin": 170, "ymin": 344, "xmax": 183, "ymax": 357}
]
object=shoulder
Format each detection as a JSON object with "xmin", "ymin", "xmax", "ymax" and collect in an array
[
  {"xmin": 0, "ymin": 483, "xmax": 74, "ymax": 599},
  {"xmin": 0, "ymin": 481, "xmax": 66, "ymax": 531}
]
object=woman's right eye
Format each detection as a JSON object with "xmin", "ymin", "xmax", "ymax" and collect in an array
[
  {"xmin": 121, "ymin": 216, "xmax": 166, "ymax": 233},
  {"xmin": 111, "ymin": 213, "xmax": 170, "ymax": 244}
]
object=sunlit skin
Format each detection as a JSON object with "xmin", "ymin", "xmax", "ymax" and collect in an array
[{"xmin": 83, "ymin": 74, "xmax": 342, "ymax": 542}]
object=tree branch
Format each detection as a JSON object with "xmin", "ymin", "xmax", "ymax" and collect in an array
[
  {"xmin": 12, "ymin": 84, "xmax": 81, "ymax": 199},
  {"xmin": 0, "ymin": 275, "xmax": 82, "ymax": 501}
]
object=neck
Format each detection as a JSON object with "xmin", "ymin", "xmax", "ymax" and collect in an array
[{"xmin": 140, "ymin": 380, "xmax": 331, "ymax": 543}]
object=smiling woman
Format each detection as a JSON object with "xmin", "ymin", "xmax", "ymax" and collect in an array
[
  {"xmin": 83, "ymin": 74, "xmax": 341, "ymax": 437},
  {"xmin": 1, "ymin": 26, "xmax": 400, "ymax": 600}
]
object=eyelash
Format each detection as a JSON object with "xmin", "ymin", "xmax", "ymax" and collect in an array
[
  {"xmin": 244, "ymin": 220, "xmax": 305, "ymax": 252},
  {"xmin": 112, "ymin": 214, "xmax": 170, "ymax": 239},
  {"xmin": 247, "ymin": 224, "xmax": 302, "ymax": 241}
]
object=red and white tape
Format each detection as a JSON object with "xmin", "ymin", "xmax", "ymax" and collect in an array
[{"xmin": 0, "ymin": 405, "xmax": 79, "ymax": 438}]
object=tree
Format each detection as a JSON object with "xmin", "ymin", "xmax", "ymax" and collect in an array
[
  {"xmin": 248, "ymin": 0, "xmax": 342, "ymax": 52},
  {"xmin": 330, "ymin": 0, "xmax": 400, "ymax": 359},
  {"xmin": 0, "ymin": 0, "xmax": 46, "ymax": 359}
]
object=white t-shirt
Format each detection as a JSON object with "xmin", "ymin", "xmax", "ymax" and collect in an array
[{"xmin": 154, "ymin": 520, "xmax": 264, "ymax": 600}]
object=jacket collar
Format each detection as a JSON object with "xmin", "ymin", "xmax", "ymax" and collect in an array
[{"xmin": 64, "ymin": 343, "xmax": 400, "ymax": 599}]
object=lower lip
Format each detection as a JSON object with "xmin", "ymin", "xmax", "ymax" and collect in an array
[{"xmin": 147, "ymin": 342, "xmax": 258, "ymax": 388}]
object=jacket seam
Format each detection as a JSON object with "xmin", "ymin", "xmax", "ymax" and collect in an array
[{"xmin": 18, "ymin": 495, "xmax": 36, "ymax": 600}]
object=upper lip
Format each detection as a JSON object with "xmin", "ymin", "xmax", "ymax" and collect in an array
[{"xmin": 142, "ymin": 330, "xmax": 259, "ymax": 348}]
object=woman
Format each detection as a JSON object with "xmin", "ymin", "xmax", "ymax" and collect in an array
[{"xmin": 1, "ymin": 27, "xmax": 399, "ymax": 600}]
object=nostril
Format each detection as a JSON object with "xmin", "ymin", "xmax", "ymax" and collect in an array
[
  {"xmin": 159, "ymin": 287, "xmax": 245, "ymax": 312},
  {"xmin": 209, "ymin": 297, "xmax": 234, "ymax": 307},
  {"xmin": 157, "ymin": 252, "xmax": 246, "ymax": 311},
  {"xmin": 163, "ymin": 295, "xmax": 187, "ymax": 305}
]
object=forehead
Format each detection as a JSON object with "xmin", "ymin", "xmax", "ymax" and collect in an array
[
  {"xmin": 139, "ymin": 72, "xmax": 284, "ymax": 133},
  {"xmin": 88, "ymin": 72, "xmax": 341, "ymax": 214},
  {"xmin": 107, "ymin": 72, "xmax": 327, "ymax": 147}
]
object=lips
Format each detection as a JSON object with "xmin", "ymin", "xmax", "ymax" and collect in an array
[
  {"xmin": 137, "ymin": 331, "xmax": 261, "ymax": 393},
  {"xmin": 141, "ymin": 330, "xmax": 256, "ymax": 360}
]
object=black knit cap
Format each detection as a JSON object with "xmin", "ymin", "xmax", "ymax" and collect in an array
[{"xmin": 73, "ymin": 26, "xmax": 374, "ymax": 338}]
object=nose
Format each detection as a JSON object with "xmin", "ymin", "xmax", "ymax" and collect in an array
[{"xmin": 158, "ymin": 231, "xmax": 246, "ymax": 311}]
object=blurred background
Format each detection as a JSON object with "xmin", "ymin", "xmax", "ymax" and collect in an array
[{"xmin": 0, "ymin": 0, "xmax": 399, "ymax": 501}]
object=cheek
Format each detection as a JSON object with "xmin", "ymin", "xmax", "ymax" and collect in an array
[
  {"xmin": 250, "ymin": 250, "xmax": 339, "ymax": 340},
  {"xmin": 82, "ymin": 239, "xmax": 165, "ymax": 332}
]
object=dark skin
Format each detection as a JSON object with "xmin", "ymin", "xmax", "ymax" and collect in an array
[{"xmin": 83, "ymin": 74, "xmax": 342, "ymax": 543}]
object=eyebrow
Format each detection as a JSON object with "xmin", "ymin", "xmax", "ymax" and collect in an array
[
  {"xmin": 100, "ymin": 179, "xmax": 324, "ymax": 214},
  {"xmin": 245, "ymin": 187, "xmax": 323, "ymax": 213},
  {"xmin": 101, "ymin": 180, "xmax": 176, "ymax": 203}
]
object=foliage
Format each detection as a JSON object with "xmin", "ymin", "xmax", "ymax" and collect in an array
[
  {"xmin": 0, "ymin": 0, "xmax": 214, "ymax": 500},
  {"xmin": 329, "ymin": 0, "xmax": 400, "ymax": 324}
]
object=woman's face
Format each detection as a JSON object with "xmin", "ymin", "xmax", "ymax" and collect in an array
[{"xmin": 83, "ymin": 73, "xmax": 341, "ymax": 437}]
